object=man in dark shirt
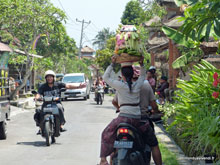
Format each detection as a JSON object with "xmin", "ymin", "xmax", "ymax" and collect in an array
[{"xmin": 35, "ymin": 70, "xmax": 86, "ymax": 133}]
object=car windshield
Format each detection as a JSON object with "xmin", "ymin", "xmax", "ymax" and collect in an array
[{"xmin": 63, "ymin": 76, "xmax": 84, "ymax": 83}]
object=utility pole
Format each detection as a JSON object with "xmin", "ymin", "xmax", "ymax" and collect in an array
[{"xmin": 76, "ymin": 19, "xmax": 91, "ymax": 59}]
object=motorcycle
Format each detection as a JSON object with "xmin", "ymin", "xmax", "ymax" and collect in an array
[
  {"xmin": 112, "ymin": 123, "xmax": 151, "ymax": 165},
  {"xmin": 32, "ymin": 90, "xmax": 64, "ymax": 146},
  {"xmin": 94, "ymin": 85, "xmax": 104, "ymax": 105}
]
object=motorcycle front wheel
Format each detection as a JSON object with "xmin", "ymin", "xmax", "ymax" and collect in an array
[
  {"xmin": 44, "ymin": 121, "xmax": 51, "ymax": 146},
  {"xmin": 0, "ymin": 120, "xmax": 7, "ymax": 140},
  {"xmin": 96, "ymin": 94, "xmax": 99, "ymax": 105},
  {"xmin": 99, "ymin": 94, "xmax": 103, "ymax": 105}
]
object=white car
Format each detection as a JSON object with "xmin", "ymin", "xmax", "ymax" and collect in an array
[{"xmin": 61, "ymin": 73, "xmax": 90, "ymax": 100}]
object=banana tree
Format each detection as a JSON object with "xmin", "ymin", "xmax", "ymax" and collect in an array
[
  {"xmin": 162, "ymin": 26, "xmax": 203, "ymax": 69},
  {"xmin": 174, "ymin": 0, "xmax": 220, "ymax": 41},
  {"xmin": 161, "ymin": 0, "xmax": 220, "ymax": 69}
]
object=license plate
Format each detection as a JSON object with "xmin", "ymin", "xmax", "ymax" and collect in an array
[
  {"xmin": 114, "ymin": 141, "xmax": 133, "ymax": 149},
  {"xmin": 70, "ymin": 94, "xmax": 76, "ymax": 97}
]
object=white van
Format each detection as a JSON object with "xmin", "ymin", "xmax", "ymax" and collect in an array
[{"xmin": 61, "ymin": 73, "xmax": 90, "ymax": 100}]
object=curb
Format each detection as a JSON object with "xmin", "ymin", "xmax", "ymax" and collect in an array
[
  {"xmin": 10, "ymin": 97, "xmax": 35, "ymax": 109},
  {"xmin": 154, "ymin": 123, "xmax": 192, "ymax": 165},
  {"xmin": 154, "ymin": 123, "xmax": 217, "ymax": 165}
]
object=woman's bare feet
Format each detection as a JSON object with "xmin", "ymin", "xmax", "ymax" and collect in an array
[{"xmin": 99, "ymin": 158, "xmax": 109, "ymax": 165}]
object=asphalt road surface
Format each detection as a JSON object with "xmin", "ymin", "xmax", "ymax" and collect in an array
[{"xmin": 0, "ymin": 94, "xmax": 117, "ymax": 165}]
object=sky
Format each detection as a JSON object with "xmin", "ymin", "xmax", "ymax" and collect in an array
[{"xmin": 51, "ymin": 0, "xmax": 131, "ymax": 49}]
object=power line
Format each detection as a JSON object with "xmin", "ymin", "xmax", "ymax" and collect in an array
[
  {"xmin": 66, "ymin": 22, "xmax": 80, "ymax": 27},
  {"xmin": 57, "ymin": 0, "xmax": 78, "ymax": 25},
  {"xmin": 65, "ymin": 24, "xmax": 81, "ymax": 32},
  {"xmin": 91, "ymin": 22, "xmax": 101, "ymax": 31},
  {"xmin": 84, "ymin": 29, "xmax": 99, "ymax": 35},
  {"xmin": 84, "ymin": 34, "xmax": 93, "ymax": 45}
]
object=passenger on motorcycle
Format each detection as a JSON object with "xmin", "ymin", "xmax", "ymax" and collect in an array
[
  {"xmin": 99, "ymin": 56, "xmax": 161, "ymax": 165},
  {"xmin": 34, "ymin": 70, "xmax": 86, "ymax": 133}
]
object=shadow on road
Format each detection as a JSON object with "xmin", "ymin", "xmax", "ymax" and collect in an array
[
  {"xmin": 90, "ymin": 103, "xmax": 115, "ymax": 110},
  {"xmin": 62, "ymin": 98, "xmax": 87, "ymax": 102},
  {"xmin": 16, "ymin": 141, "xmax": 61, "ymax": 147}
]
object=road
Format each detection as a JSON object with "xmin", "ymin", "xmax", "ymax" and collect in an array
[{"xmin": 0, "ymin": 94, "xmax": 117, "ymax": 165}]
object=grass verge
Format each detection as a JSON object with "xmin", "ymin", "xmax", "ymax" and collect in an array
[{"xmin": 159, "ymin": 140, "xmax": 179, "ymax": 165}]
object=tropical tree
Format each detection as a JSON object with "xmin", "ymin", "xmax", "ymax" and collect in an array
[
  {"xmin": 92, "ymin": 28, "xmax": 115, "ymax": 50},
  {"xmin": 121, "ymin": 0, "xmax": 146, "ymax": 25},
  {"xmin": 139, "ymin": 0, "xmax": 166, "ymax": 19},
  {"xmin": 161, "ymin": 0, "xmax": 220, "ymax": 69},
  {"xmin": 94, "ymin": 36, "xmax": 115, "ymax": 69},
  {"xmin": 175, "ymin": 0, "xmax": 220, "ymax": 41},
  {"xmin": 0, "ymin": 0, "xmax": 67, "ymax": 99}
]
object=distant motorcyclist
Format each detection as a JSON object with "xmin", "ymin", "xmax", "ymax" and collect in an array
[
  {"xmin": 34, "ymin": 70, "xmax": 86, "ymax": 133},
  {"xmin": 94, "ymin": 76, "xmax": 105, "ymax": 101}
]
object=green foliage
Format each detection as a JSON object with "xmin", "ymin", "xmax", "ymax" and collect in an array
[
  {"xmin": 162, "ymin": 26, "xmax": 203, "ymax": 69},
  {"xmin": 158, "ymin": 140, "xmax": 179, "ymax": 165},
  {"xmin": 0, "ymin": 0, "xmax": 66, "ymax": 50},
  {"xmin": 174, "ymin": 0, "xmax": 197, "ymax": 6},
  {"xmin": 121, "ymin": 0, "xmax": 146, "ymax": 25},
  {"xmin": 172, "ymin": 47, "xmax": 203, "ymax": 69},
  {"xmin": 162, "ymin": 0, "xmax": 220, "ymax": 69},
  {"xmin": 0, "ymin": 0, "xmax": 86, "ymax": 88},
  {"xmin": 162, "ymin": 60, "xmax": 220, "ymax": 158},
  {"xmin": 162, "ymin": 26, "xmax": 196, "ymax": 48},
  {"xmin": 8, "ymin": 53, "xmax": 26, "ymax": 65},
  {"xmin": 64, "ymin": 57, "xmax": 91, "ymax": 78},
  {"xmin": 93, "ymin": 28, "xmax": 115, "ymax": 50},
  {"xmin": 0, "ymin": 31, "xmax": 13, "ymax": 44},
  {"xmin": 143, "ymin": 1, "xmax": 167, "ymax": 20},
  {"xmin": 95, "ymin": 48, "xmax": 113, "ymax": 71},
  {"xmin": 176, "ymin": 0, "xmax": 220, "ymax": 41},
  {"xmin": 106, "ymin": 37, "xmax": 116, "ymax": 50}
]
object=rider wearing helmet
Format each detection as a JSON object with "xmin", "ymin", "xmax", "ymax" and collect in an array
[{"xmin": 34, "ymin": 70, "xmax": 86, "ymax": 133}]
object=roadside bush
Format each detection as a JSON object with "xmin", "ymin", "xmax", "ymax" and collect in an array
[{"xmin": 161, "ymin": 60, "xmax": 220, "ymax": 160}]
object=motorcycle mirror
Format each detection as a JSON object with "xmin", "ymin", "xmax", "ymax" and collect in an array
[{"xmin": 32, "ymin": 90, "xmax": 38, "ymax": 95}]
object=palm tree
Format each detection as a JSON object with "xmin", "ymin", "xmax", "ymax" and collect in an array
[{"xmin": 92, "ymin": 28, "xmax": 115, "ymax": 50}]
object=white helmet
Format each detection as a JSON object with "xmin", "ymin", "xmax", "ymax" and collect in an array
[
  {"xmin": 44, "ymin": 70, "xmax": 56, "ymax": 81},
  {"xmin": 149, "ymin": 66, "xmax": 156, "ymax": 70}
]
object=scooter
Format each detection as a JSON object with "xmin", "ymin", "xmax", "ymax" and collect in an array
[
  {"xmin": 32, "ymin": 91, "xmax": 63, "ymax": 146},
  {"xmin": 112, "ymin": 123, "xmax": 151, "ymax": 165}
]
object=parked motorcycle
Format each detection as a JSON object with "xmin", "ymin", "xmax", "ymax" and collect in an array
[
  {"xmin": 112, "ymin": 123, "xmax": 151, "ymax": 165},
  {"xmin": 32, "ymin": 90, "xmax": 64, "ymax": 146},
  {"xmin": 94, "ymin": 85, "xmax": 104, "ymax": 105}
]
